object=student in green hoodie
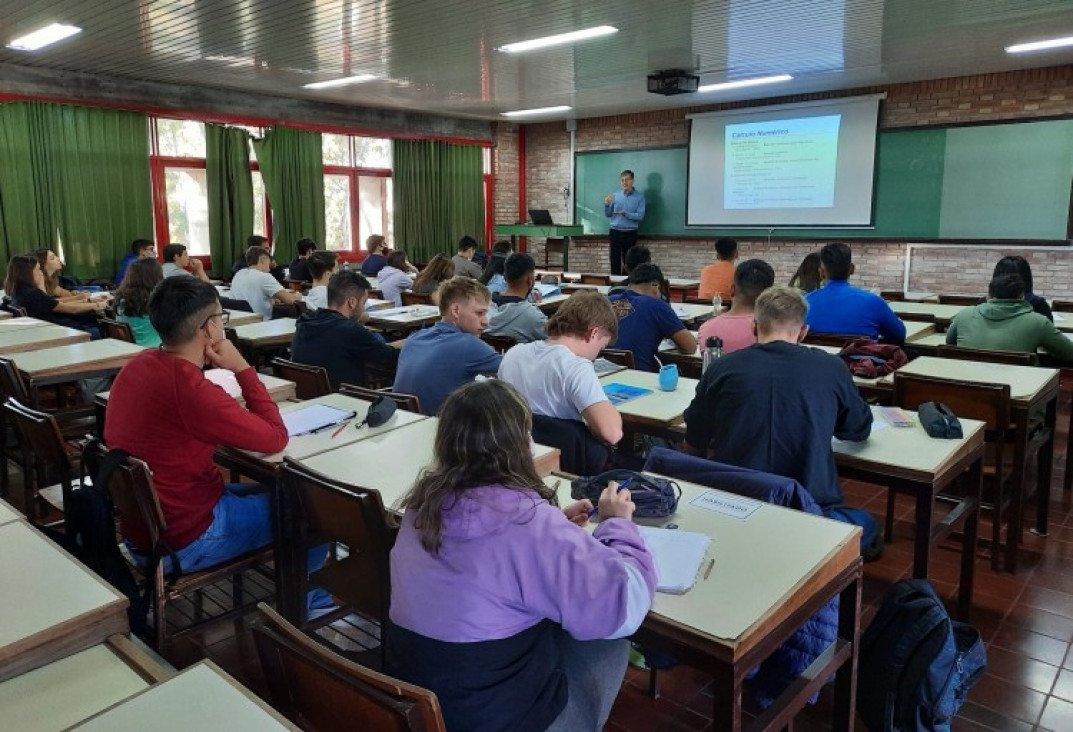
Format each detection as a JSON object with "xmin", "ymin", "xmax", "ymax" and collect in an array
[{"xmin": 946, "ymin": 273, "xmax": 1073, "ymax": 360}]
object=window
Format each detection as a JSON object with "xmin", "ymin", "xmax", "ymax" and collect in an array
[
  {"xmin": 323, "ymin": 135, "xmax": 393, "ymax": 251},
  {"xmin": 358, "ymin": 175, "xmax": 392, "ymax": 247},
  {"xmin": 156, "ymin": 119, "xmax": 206, "ymax": 158},
  {"xmin": 164, "ymin": 166, "xmax": 210, "ymax": 255},
  {"xmin": 323, "ymin": 174, "xmax": 353, "ymax": 251},
  {"xmin": 252, "ymin": 170, "xmax": 269, "ymax": 240}
]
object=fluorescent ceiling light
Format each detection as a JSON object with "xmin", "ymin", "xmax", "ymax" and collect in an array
[
  {"xmin": 698, "ymin": 74, "xmax": 794, "ymax": 93},
  {"xmin": 303, "ymin": 74, "xmax": 377, "ymax": 90},
  {"xmin": 501, "ymin": 106, "xmax": 572, "ymax": 118},
  {"xmin": 1005, "ymin": 35, "xmax": 1073, "ymax": 54},
  {"xmin": 499, "ymin": 26, "xmax": 618, "ymax": 53},
  {"xmin": 7, "ymin": 23, "xmax": 81, "ymax": 51}
]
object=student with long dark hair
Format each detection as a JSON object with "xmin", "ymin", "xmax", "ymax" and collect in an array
[
  {"xmin": 388, "ymin": 379, "xmax": 656, "ymax": 731},
  {"xmin": 5, "ymin": 254, "xmax": 105, "ymax": 337},
  {"xmin": 991, "ymin": 255, "xmax": 1052, "ymax": 321},
  {"xmin": 115, "ymin": 257, "xmax": 165, "ymax": 346},
  {"xmin": 789, "ymin": 252, "xmax": 823, "ymax": 293},
  {"xmin": 410, "ymin": 253, "xmax": 454, "ymax": 302}
]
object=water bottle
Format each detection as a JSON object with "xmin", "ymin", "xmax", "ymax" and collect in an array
[
  {"xmin": 702, "ymin": 336, "xmax": 723, "ymax": 373},
  {"xmin": 711, "ymin": 294, "xmax": 723, "ymax": 315},
  {"xmin": 342, "ymin": 260, "xmax": 351, "ymax": 272}
]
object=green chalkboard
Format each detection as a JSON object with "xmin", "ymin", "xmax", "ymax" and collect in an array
[{"xmin": 574, "ymin": 119, "xmax": 1073, "ymax": 240}]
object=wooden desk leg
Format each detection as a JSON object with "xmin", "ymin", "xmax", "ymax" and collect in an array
[
  {"xmin": 1007, "ymin": 408, "xmax": 1030, "ymax": 573},
  {"xmin": 959, "ymin": 456, "xmax": 983, "ymax": 622},
  {"xmin": 711, "ymin": 667, "xmax": 744, "ymax": 732},
  {"xmin": 911, "ymin": 483, "xmax": 935, "ymax": 579},
  {"xmin": 1033, "ymin": 396, "xmax": 1057, "ymax": 536},
  {"xmin": 832, "ymin": 568, "xmax": 862, "ymax": 732}
]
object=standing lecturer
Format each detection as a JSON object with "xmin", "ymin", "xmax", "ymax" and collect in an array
[{"xmin": 604, "ymin": 169, "xmax": 646, "ymax": 275}]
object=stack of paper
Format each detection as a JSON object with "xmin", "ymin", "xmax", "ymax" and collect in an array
[
  {"xmin": 637, "ymin": 526, "xmax": 711, "ymax": 594},
  {"xmin": 282, "ymin": 404, "xmax": 356, "ymax": 437}
]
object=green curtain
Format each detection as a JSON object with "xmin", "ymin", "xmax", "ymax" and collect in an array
[
  {"xmin": 0, "ymin": 102, "xmax": 152, "ymax": 278},
  {"xmin": 206, "ymin": 124, "xmax": 253, "ymax": 277},
  {"xmin": 393, "ymin": 140, "xmax": 485, "ymax": 263},
  {"xmin": 252, "ymin": 126, "xmax": 324, "ymax": 264}
]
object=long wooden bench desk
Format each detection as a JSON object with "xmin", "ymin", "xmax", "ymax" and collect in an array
[
  {"xmin": 598, "ymin": 367, "xmax": 699, "ymax": 433},
  {"xmin": 550, "ymin": 475, "xmax": 862, "ymax": 731},
  {"xmin": 8, "ymin": 338, "xmax": 145, "ymax": 386}
]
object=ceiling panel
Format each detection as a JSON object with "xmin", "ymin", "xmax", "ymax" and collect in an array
[{"xmin": 0, "ymin": 0, "xmax": 1070, "ymax": 121}]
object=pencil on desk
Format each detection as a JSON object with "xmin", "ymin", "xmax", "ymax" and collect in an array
[
  {"xmin": 703, "ymin": 558, "xmax": 714, "ymax": 580},
  {"xmin": 330, "ymin": 422, "xmax": 348, "ymax": 439}
]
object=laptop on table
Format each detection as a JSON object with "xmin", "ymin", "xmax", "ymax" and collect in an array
[{"xmin": 528, "ymin": 209, "xmax": 554, "ymax": 226}]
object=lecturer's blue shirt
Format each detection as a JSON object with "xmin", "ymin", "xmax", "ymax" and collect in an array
[
  {"xmin": 604, "ymin": 189, "xmax": 646, "ymax": 231},
  {"xmin": 805, "ymin": 280, "xmax": 907, "ymax": 344}
]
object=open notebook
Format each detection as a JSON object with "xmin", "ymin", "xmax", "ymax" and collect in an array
[{"xmin": 637, "ymin": 526, "xmax": 711, "ymax": 595}]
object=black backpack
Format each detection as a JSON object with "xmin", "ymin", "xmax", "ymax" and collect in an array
[{"xmin": 857, "ymin": 579, "xmax": 987, "ymax": 731}]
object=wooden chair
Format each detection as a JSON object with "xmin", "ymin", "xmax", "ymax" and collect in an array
[
  {"xmin": 271, "ymin": 358, "xmax": 332, "ymax": 400},
  {"xmin": 401, "ymin": 292, "xmax": 433, "ymax": 306},
  {"xmin": 99, "ymin": 317, "xmax": 135, "ymax": 343},
  {"xmin": 1051, "ymin": 300, "xmax": 1073, "ymax": 313},
  {"xmin": 580, "ymin": 274, "xmax": 612, "ymax": 286},
  {"xmin": 279, "ymin": 459, "xmax": 398, "ymax": 665},
  {"xmin": 338, "ymin": 383, "xmax": 423, "ymax": 415},
  {"xmin": 2, "ymin": 397, "xmax": 81, "ymax": 525},
  {"xmin": 890, "ymin": 374, "xmax": 1011, "ymax": 570},
  {"xmin": 272, "ymin": 301, "xmax": 307, "ymax": 320},
  {"xmin": 480, "ymin": 333, "xmax": 517, "ymax": 354},
  {"xmin": 84, "ymin": 441, "xmax": 273, "ymax": 652},
  {"xmin": 802, "ymin": 333, "xmax": 866, "ymax": 349},
  {"xmin": 284, "ymin": 278, "xmax": 309, "ymax": 292},
  {"xmin": 0, "ymin": 299, "xmax": 27, "ymax": 317},
  {"xmin": 897, "ymin": 312, "xmax": 937, "ymax": 324},
  {"xmin": 220, "ymin": 296, "xmax": 253, "ymax": 313},
  {"xmin": 937, "ymin": 344, "xmax": 1039, "ymax": 367},
  {"xmin": 598, "ymin": 348, "xmax": 636, "ymax": 370},
  {"xmin": 881, "ymin": 290, "xmax": 905, "ymax": 302},
  {"xmin": 253, "ymin": 603, "xmax": 446, "ymax": 732},
  {"xmin": 543, "ymin": 238, "xmax": 566, "ymax": 270},
  {"xmin": 661, "ymin": 351, "xmax": 702, "ymax": 380},
  {"xmin": 937, "ymin": 294, "xmax": 981, "ymax": 306}
]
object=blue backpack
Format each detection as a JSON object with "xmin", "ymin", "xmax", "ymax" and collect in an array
[{"xmin": 857, "ymin": 579, "xmax": 986, "ymax": 731}]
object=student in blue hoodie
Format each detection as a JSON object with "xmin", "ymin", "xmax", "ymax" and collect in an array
[{"xmin": 290, "ymin": 269, "xmax": 401, "ymax": 389}]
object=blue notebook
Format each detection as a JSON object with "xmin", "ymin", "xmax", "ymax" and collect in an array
[{"xmin": 603, "ymin": 383, "xmax": 653, "ymax": 406}]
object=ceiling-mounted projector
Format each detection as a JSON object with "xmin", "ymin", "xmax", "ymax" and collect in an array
[{"xmin": 647, "ymin": 70, "xmax": 699, "ymax": 96}]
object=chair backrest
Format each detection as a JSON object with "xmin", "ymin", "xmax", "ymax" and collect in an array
[
  {"xmin": 896, "ymin": 312, "xmax": 937, "ymax": 323},
  {"xmin": 598, "ymin": 348, "xmax": 636, "ymax": 369},
  {"xmin": 937, "ymin": 344, "xmax": 1039, "ymax": 367},
  {"xmin": 84, "ymin": 439, "xmax": 169, "ymax": 554},
  {"xmin": 3, "ymin": 397, "xmax": 71, "ymax": 466},
  {"xmin": 660, "ymin": 351, "xmax": 702, "ymax": 380},
  {"xmin": 220, "ymin": 296, "xmax": 253, "ymax": 313},
  {"xmin": 338, "ymin": 384, "xmax": 422, "ymax": 414},
  {"xmin": 802, "ymin": 332, "xmax": 867, "ymax": 348},
  {"xmin": 937, "ymin": 294, "xmax": 981, "ymax": 306},
  {"xmin": 880, "ymin": 290, "xmax": 905, "ymax": 302},
  {"xmin": 1051, "ymin": 299, "xmax": 1073, "ymax": 313},
  {"xmin": 280, "ymin": 460, "xmax": 396, "ymax": 625},
  {"xmin": 892, "ymin": 373, "xmax": 1010, "ymax": 432},
  {"xmin": 271, "ymin": 358, "xmax": 332, "ymax": 400},
  {"xmin": 253, "ymin": 603, "xmax": 446, "ymax": 732},
  {"xmin": 0, "ymin": 356, "xmax": 32, "ymax": 403},
  {"xmin": 401, "ymin": 292, "xmax": 432, "ymax": 306},
  {"xmin": 480, "ymin": 333, "xmax": 517, "ymax": 354},
  {"xmin": 579, "ymin": 274, "xmax": 611, "ymax": 286},
  {"xmin": 272, "ymin": 301, "xmax": 307, "ymax": 320},
  {"xmin": 100, "ymin": 317, "xmax": 135, "ymax": 343}
]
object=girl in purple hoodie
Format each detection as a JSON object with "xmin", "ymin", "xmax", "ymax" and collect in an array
[{"xmin": 387, "ymin": 379, "xmax": 657, "ymax": 732}]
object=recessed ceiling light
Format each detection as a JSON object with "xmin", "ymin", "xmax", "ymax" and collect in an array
[
  {"xmin": 501, "ymin": 106, "xmax": 573, "ymax": 118},
  {"xmin": 7, "ymin": 23, "xmax": 81, "ymax": 51},
  {"xmin": 697, "ymin": 74, "xmax": 794, "ymax": 93},
  {"xmin": 1005, "ymin": 35, "xmax": 1073, "ymax": 54},
  {"xmin": 303, "ymin": 74, "xmax": 377, "ymax": 90},
  {"xmin": 499, "ymin": 26, "xmax": 618, "ymax": 53}
]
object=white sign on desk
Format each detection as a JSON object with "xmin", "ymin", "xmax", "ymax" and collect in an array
[{"xmin": 689, "ymin": 490, "xmax": 762, "ymax": 520}]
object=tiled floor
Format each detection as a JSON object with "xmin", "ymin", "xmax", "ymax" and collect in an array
[{"xmin": 12, "ymin": 377, "xmax": 1073, "ymax": 730}]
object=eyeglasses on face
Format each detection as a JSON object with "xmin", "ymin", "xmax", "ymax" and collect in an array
[{"xmin": 201, "ymin": 310, "xmax": 230, "ymax": 328}]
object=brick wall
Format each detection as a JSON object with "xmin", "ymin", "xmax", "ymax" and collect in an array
[
  {"xmin": 491, "ymin": 121, "xmax": 520, "ymax": 236},
  {"xmin": 493, "ymin": 65, "xmax": 1073, "ymax": 297}
]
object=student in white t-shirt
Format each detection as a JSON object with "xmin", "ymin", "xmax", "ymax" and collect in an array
[
  {"xmin": 229, "ymin": 245, "xmax": 302, "ymax": 320},
  {"xmin": 302, "ymin": 250, "xmax": 338, "ymax": 311},
  {"xmin": 498, "ymin": 291, "xmax": 622, "ymax": 446}
]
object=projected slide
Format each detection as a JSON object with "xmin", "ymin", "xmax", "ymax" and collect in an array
[{"xmin": 724, "ymin": 115, "xmax": 842, "ymax": 209}]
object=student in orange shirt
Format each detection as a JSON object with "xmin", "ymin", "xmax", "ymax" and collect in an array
[{"xmin": 698, "ymin": 238, "xmax": 738, "ymax": 301}]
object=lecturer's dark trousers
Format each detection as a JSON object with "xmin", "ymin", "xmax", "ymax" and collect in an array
[{"xmin": 608, "ymin": 228, "xmax": 638, "ymax": 275}]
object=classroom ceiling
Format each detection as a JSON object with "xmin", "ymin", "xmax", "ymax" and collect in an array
[{"xmin": 0, "ymin": 1, "xmax": 1071, "ymax": 122}]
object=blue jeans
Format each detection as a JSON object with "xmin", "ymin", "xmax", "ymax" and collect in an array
[{"xmin": 132, "ymin": 483, "xmax": 332, "ymax": 611}]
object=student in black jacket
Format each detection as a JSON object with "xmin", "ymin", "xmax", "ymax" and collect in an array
[{"xmin": 290, "ymin": 269, "xmax": 402, "ymax": 389}]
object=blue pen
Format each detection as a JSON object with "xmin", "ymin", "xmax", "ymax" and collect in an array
[{"xmin": 588, "ymin": 479, "xmax": 632, "ymax": 519}]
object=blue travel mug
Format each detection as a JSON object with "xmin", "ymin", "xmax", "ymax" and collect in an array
[{"xmin": 658, "ymin": 363, "xmax": 679, "ymax": 391}]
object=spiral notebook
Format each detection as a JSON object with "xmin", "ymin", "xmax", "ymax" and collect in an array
[{"xmin": 637, "ymin": 526, "xmax": 711, "ymax": 595}]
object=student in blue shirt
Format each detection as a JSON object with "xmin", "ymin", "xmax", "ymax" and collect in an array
[
  {"xmin": 603, "ymin": 169, "xmax": 646, "ymax": 275},
  {"xmin": 607, "ymin": 264, "xmax": 696, "ymax": 372},
  {"xmin": 805, "ymin": 243, "xmax": 906, "ymax": 344},
  {"xmin": 393, "ymin": 277, "xmax": 502, "ymax": 415}
]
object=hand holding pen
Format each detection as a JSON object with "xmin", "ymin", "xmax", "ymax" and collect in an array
[{"xmin": 588, "ymin": 479, "xmax": 636, "ymax": 521}]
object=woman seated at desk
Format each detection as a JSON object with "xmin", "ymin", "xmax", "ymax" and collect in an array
[
  {"xmin": 36, "ymin": 248, "xmax": 95, "ymax": 300},
  {"xmin": 115, "ymin": 257, "xmax": 164, "ymax": 347},
  {"xmin": 5, "ymin": 253, "xmax": 106, "ymax": 338},
  {"xmin": 410, "ymin": 253, "xmax": 454, "ymax": 304},
  {"xmin": 387, "ymin": 379, "xmax": 657, "ymax": 732}
]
